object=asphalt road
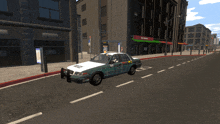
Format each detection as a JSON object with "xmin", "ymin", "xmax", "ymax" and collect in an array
[{"xmin": 1, "ymin": 52, "xmax": 220, "ymax": 124}]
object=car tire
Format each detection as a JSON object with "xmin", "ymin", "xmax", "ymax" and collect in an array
[
  {"xmin": 61, "ymin": 68, "xmax": 65, "ymax": 79},
  {"xmin": 128, "ymin": 66, "xmax": 136, "ymax": 75},
  {"xmin": 67, "ymin": 70, "xmax": 71, "ymax": 83},
  {"xmin": 90, "ymin": 73, "xmax": 102, "ymax": 86}
]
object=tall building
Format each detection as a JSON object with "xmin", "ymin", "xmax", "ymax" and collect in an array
[
  {"xmin": 0, "ymin": 0, "xmax": 77, "ymax": 67},
  {"xmin": 173, "ymin": 0, "xmax": 188, "ymax": 52},
  {"xmin": 77, "ymin": 0, "xmax": 188, "ymax": 56},
  {"xmin": 184, "ymin": 24, "xmax": 211, "ymax": 50}
]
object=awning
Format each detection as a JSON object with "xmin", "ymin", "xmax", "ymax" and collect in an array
[
  {"xmin": 133, "ymin": 35, "xmax": 154, "ymax": 41},
  {"xmin": 131, "ymin": 38, "xmax": 161, "ymax": 43},
  {"xmin": 159, "ymin": 41, "xmax": 173, "ymax": 45},
  {"xmin": 178, "ymin": 42, "xmax": 188, "ymax": 45}
]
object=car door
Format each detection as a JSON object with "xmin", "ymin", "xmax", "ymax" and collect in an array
[
  {"xmin": 119, "ymin": 54, "xmax": 132, "ymax": 73},
  {"xmin": 111, "ymin": 54, "xmax": 123, "ymax": 75},
  {"xmin": 101, "ymin": 55, "xmax": 115, "ymax": 78}
]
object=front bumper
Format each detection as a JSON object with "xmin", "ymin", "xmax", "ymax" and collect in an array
[{"xmin": 61, "ymin": 68, "xmax": 90, "ymax": 83}]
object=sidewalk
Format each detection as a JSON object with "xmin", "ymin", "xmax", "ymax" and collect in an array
[{"xmin": 0, "ymin": 49, "xmax": 219, "ymax": 88}]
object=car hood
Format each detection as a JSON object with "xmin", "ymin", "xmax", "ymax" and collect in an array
[{"xmin": 67, "ymin": 61, "xmax": 105, "ymax": 72}]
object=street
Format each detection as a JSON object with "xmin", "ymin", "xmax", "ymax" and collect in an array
[{"xmin": 1, "ymin": 52, "xmax": 220, "ymax": 124}]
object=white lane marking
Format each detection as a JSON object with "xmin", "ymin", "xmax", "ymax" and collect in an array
[
  {"xmin": 187, "ymin": 61, "xmax": 190, "ymax": 62},
  {"xmin": 0, "ymin": 74, "xmax": 60, "ymax": 90},
  {"xmin": 116, "ymin": 80, "xmax": 134, "ymax": 87},
  {"xmin": 136, "ymin": 66, "xmax": 151, "ymax": 72},
  {"xmin": 141, "ymin": 74, "xmax": 153, "ymax": 79},
  {"xmin": 182, "ymin": 62, "xmax": 186, "ymax": 64},
  {"xmin": 70, "ymin": 91, "xmax": 104, "ymax": 104},
  {"xmin": 176, "ymin": 64, "xmax": 181, "ymax": 66},
  {"xmin": 8, "ymin": 112, "xmax": 42, "ymax": 124},
  {"xmin": 157, "ymin": 69, "xmax": 165, "ymax": 73},
  {"xmin": 168, "ymin": 66, "xmax": 174, "ymax": 69}
]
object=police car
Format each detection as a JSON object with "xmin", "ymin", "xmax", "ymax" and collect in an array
[{"xmin": 61, "ymin": 52, "xmax": 142, "ymax": 86}]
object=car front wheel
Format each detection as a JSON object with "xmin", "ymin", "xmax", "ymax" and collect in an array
[
  {"xmin": 128, "ymin": 66, "xmax": 136, "ymax": 75},
  {"xmin": 90, "ymin": 73, "xmax": 102, "ymax": 86}
]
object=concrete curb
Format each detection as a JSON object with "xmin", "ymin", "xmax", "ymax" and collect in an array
[{"xmin": 0, "ymin": 54, "xmax": 208, "ymax": 88}]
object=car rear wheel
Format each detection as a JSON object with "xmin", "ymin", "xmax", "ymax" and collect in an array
[
  {"xmin": 128, "ymin": 66, "xmax": 136, "ymax": 75},
  {"xmin": 90, "ymin": 73, "xmax": 102, "ymax": 86}
]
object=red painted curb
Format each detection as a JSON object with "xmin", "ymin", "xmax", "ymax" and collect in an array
[
  {"xmin": 0, "ymin": 54, "xmax": 208, "ymax": 88},
  {"xmin": 0, "ymin": 70, "xmax": 61, "ymax": 88}
]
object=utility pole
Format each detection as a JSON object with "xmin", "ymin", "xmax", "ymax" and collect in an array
[{"xmin": 69, "ymin": 0, "xmax": 78, "ymax": 64}]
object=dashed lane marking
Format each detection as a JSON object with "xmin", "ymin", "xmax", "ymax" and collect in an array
[
  {"xmin": 141, "ymin": 74, "xmax": 153, "ymax": 79},
  {"xmin": 8, "ymin": 112, "xmax": 42, "ymax": 124},
  {"xmin": 136, "ymin": 66, "xmax": 151, "ymax": 72},
  {"xmin": 182, "ymin": 62, "xmax": 186, "ymax": 64},
  {"xmin": 70, "ymin": 91, "xmax": 104, "ymax": 104},
  {"xmin": 116, "ymin": 80, "xmax": 134, "ymax": 87},
  {"xmin": 168, "ymin": 66, "xmax": 174, "ymax": 69},
  {"xmin": 157, "ymin": 69, "xmax": 165, "ymax": 73},
  {"xmin": 176, "ymin": 64, "xmax": 181, "ymax": 66}
]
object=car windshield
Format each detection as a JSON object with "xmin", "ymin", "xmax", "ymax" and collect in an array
[{"xmin": 91, "ymin": 54, "xmax": 112, "ymax": 63}]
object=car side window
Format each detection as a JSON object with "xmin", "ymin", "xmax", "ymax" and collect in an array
[
  {"xmin": 110, "ymin": 54, "xmax": 120, "ymax": 64},
  {"xmin": 120, "ymin": 54, "xmax": 130, "ymax": 62}
]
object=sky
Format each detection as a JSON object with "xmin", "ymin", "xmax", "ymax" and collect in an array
[
  {"xmin": 186, "ymin": 0, "xmax": 220, "ymax": 38},
  {"xmin": 76, "ymin": 0, "xmax": 220, "ymax": 39}
]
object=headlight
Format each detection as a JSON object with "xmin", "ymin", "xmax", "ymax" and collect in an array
[{"xmin": 75, "ymin": 72, "xmax": 88, "ymax": 76}]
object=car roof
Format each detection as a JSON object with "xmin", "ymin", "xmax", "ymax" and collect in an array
[{"xmin": 100, "ymin": 52, "xmax": 125, "ymax": 55}]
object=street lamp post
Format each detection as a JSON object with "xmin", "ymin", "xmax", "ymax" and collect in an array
[{"xmin": 164, "ymin": 15, "xmax": 181, "ymax": 56}]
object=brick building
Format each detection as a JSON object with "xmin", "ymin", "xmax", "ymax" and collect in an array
[
  {"xmin": 77, "ymin": 0, "xmax": 188, "ymax": 56},
  {"xmin": 184, "ymin": 24, "xmax": 212, "ymax": 50},
  {"xmin": 0, "ymin": 0, "xmax": 78, "ymax": 67}
]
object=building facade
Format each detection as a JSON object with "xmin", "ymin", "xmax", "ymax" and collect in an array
[
  {"xmin": 0, "ymin": 0, "xmax": 78, "ymax": 67},
  {"xmin": 77, "ymin": 0, "xmax": 188, "ymax": 56},
  {"xmin": 184, "ymin": 24, "xmax": 212, "ymax": 50},
  {"xmin": 173, "ymin": 0, "xmax": 188, "ymax": 52}
]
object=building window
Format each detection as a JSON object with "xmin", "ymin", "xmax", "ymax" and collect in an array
[
  {"xmin": 82, "ymin": 33, "xmax": 87, "ymax": 39},
  {"xmin": 187, "ymin": 39, "xmax": 193, "ymax": 44},
  {"xmin": 188, "ymin": 27, "xmax": 195, "ymax": 32},
  {"xmin": 158, "ymin": 28, "xmax": 160, "ymax": 36},
  {"xmin": 160, "ymin": 0, "xmax": 163, "ymax": 7},
  {"xmin": 196, "ymin": 33, "xmax": 201, "ymax": 38},
  {"xmin": 195, "ymin": 39, "xmax": 200, "ymax": 44},
  {"xmin": 82, "ymin": 4, "xmax": 86, "ymax": 12},
  {"xmin": 184, "ymin": 34, "xmax": 186, "ymax": 38},
  {"xmin": 0, "ymin": 0, "xmax": 8, "ymax": 11},
  {"xmin": 39, "ymin": 0, "xmax": 60, "ymax": 20},
  {"xmin": 188, "ymin": 33, "xmax": 194, "ymax": 38},
  {"xmin": 82, "ymin": 18, "xmax": 87, "ymax": 26},
  {"xmin": 166, "ymin": 3, "xmax": 169, "ymax": 13},
  {"xmin": 101, "ymin": 24, "xmax": 107, "ymax": 32},
  {"xmin": 196, "ymin": 27, "xmax": 202, "ymax": 32},
  {"xmin": 150, "ymin": 26, "xmax": 152, "ymax": 35},
  {"xmin": 101, "ymin": 6, "xmax": 107, "ymax": 17}
]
